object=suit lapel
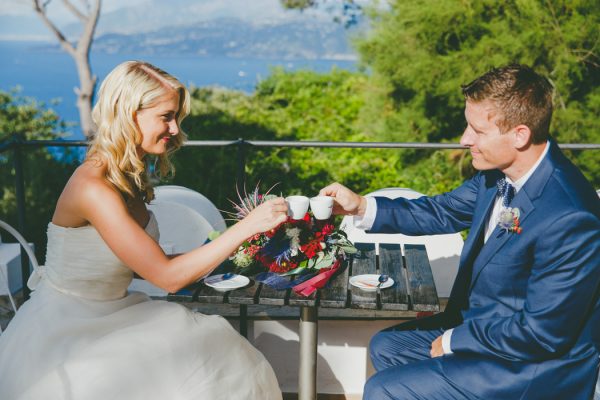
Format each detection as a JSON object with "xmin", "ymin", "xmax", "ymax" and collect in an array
[
  {"xmin": 446, "ymin": 178, "xmax": 497, "ymax": 312},
  {"xmin": 468, "ymin": 141, "xmax": 557, "ymax": 291},
  {"xmin": 462, "ymin": 186, "xmax": 496, "ymax": 261},
  {"xmin": 469, "ymin": 194, "xmax": 534, "ymax": 291}
]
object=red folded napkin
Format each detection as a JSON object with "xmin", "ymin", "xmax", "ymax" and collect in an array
[{"xmin": 292, "ymin": 259, "xmax": 341, "ymax": 297}]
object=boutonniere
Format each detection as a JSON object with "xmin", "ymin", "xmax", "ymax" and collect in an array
[{"xmin": 497, "ymin": 207, "xmax": 523, "ymax": 234}]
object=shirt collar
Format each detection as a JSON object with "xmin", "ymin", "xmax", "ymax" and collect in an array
[{"xmin": 505, "ymin": 141, "xmax": 550, "ymax": 192}]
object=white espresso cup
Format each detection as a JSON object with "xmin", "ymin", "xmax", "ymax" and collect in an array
[
  {"xmin": 309, "ymin": 196, "xmax": 334, "ymax": 220},
  {"xmin": 286, "ymin": 195, "xmax": 310, "ymax": 219}
]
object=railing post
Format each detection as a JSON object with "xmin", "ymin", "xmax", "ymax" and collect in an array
[
  {"xmin": 13, "ymin": 135, "xmax": 31, "ymax": 300},
  {"xmin": 236, "ymin": 138, "xmax": 247, "ymax": 194}
]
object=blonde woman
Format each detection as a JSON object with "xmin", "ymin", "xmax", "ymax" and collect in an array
[{"xmin": 0, "ymin": 61, "xmax": 286, "ymax": 400}]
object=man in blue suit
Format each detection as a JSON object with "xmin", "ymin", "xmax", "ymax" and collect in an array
[{"xmin": 320, "ymin": 64, "xmax": 600, "ymax": 399}]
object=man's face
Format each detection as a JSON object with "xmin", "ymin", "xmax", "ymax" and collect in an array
[{"xmin": 460, "ymin": 100, "xmax": 516, "ymax": 172}]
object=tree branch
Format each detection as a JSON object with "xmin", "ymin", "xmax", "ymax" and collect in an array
[
  {"xmin": 32, "ymin": 0, "xmax": 101, "ymax": 137},
  {"xmin": 32, "ymin": 0, "xmax": 76, "ymax": 55},
  {"xmin": 62, "ymin": 0, "xmax": 87, "ymax": 22},
  {"xmin": 547, "ymin": 76, "xmax": 567, "ymax": 111},
  {"xmin": 77, "ymin": 0, "xmax": 100, "ymax": 57}
]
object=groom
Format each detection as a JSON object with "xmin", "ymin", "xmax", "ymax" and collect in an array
[{"xmin": 321, "ymin": 64, "xmax": 600, "ymax": 399}]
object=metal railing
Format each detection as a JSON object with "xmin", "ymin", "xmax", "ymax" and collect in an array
[{"xmin": 2, "ymin": 136, "xmax": 599, "ymax": 299}]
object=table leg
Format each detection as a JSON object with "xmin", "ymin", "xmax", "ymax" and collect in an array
[
  {"xmin": 299, "ymin": 305, "xmax": 318, "ymax": 400},
  {"xmin": 239, "ymin": 304, "xmax": 248, "ymax": 338}
]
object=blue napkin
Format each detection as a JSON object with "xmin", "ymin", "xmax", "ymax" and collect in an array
[{"xmin": 255, "ymin": 272, "xmax": 316, "ymax": 290}]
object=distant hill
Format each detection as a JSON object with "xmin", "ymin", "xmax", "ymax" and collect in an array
[
  {"xmin": 0, "ymin": 0, "xmax": 362, "ymax": 60},
  {"xmin": 93, "ymin": 18, "xmax": 359, "ymax": 60}
]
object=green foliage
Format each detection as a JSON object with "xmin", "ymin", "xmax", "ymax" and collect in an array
[
  {"xmin": 169, "ymin": 0, "xmax": 599, "ymax": 218},
  {"xmin": 280, "ymin": 0, "xmax": 317, "ymax": 9},
  {"xmin": 173, "ymin": 67, "xmax": 455, "ymax": 213},
  {"xmin": 0, "ymin": 89, "xmax": 68, "ymax": 141},
  {"xmin": 173, "ymin": 68, "xmax": 384, "ymax": 210},
  {"xmin": 0, "ymin": 90, "xmax": 79, "ymax": 260},
  {"xmin": 357, "ymin": 0, "xmax": 599, "ymax": 185}
]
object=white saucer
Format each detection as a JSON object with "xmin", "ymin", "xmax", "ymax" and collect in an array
[
  {"xmin": 349, "ymin": 274, "xmax": 394, "ymax": 292},
  {"xmin": 204, "ymin": 274, "xmax": 250, "ymax": 292}
]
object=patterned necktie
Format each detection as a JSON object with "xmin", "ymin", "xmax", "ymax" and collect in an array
[{"xmin": 497, "ymin": 178, "xmax": 515, "ymax": 207}]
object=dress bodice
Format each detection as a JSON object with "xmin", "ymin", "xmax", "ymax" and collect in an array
[{"xmin": 29, "ymin": 212, "xmax": 160, "ymax": 301}]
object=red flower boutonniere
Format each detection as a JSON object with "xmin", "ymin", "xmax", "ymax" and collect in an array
[{"xmin": 497, "ymin": 207, "xmax": 522, "ymax": 234}]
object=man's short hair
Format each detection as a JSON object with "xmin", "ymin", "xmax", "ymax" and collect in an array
[{"xmin": 462, "ymin": 64, "xmax": 553, "ymax": 144}]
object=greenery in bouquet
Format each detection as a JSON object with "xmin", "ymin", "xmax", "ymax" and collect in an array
[{"xmin": 227, "ymin": 185, "xmax": 357, "ymax": 278}]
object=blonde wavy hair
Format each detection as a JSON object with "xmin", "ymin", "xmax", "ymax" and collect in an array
[{"xmin": 88, "ymin": 61, "xmax": 190, "ymax": 203}]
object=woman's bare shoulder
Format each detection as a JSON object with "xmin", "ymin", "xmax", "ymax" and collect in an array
[
  {"xmin": 52, "ymin": 158, "xmax": 124, "ymax": 227},
  {"xmin": 70, "ymin": 159, "xmax": 112, "ymax": 191}
]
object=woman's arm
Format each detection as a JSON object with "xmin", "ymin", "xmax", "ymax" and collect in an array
[{"xmin": 78, "ymin": 180, "xmax": 287, "ymax": 293}]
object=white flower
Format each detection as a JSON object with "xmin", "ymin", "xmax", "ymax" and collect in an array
[
  {"xmin": 290, "ymin": 237, "xmax": 300, "ymax": 257},
  {"xmin": 286, "ymin": 227, "xmax": 301, "ymax": 239},
  {"xmin": 285, "ymin": 227, "xmax": 302, "ymax": 256},
  {"xmin": 232, "ymin": 250, "xmax": 253, "ymax": 268},
  {"xmin": 497, "ymin": 207, "xmax": 522, "ymax": 233}
]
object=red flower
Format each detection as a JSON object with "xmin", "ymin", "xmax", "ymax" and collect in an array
[
  {"xmin": 300, "ymin": 240, "xmax": 322, "ymax": 259},
  {"xmin": 512, "ymin": 217, "xmax": 522, "ymax": 234},
  {"xmin": 268, "ymin": 260, "xmax": 297, "ymax": 273},
  {"xmin": 321, "ymin": 224, "xmax": 335, "ymax": 235},
  {"xmin": 257, "ymin": 254, "xmax": 273, "ymax": 268},
  {"xmin": 247, "ymin": 245, "xmax": 261, "ymax": 256}
]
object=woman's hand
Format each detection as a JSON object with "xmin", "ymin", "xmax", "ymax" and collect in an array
[{"xmin": 241, "ymin": 197, "xmax": 288, "ymax": 235}]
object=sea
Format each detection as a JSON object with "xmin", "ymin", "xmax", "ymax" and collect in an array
[{"xmin": 0, "ymin": 40, "xmax": 356, "ymax": 139}]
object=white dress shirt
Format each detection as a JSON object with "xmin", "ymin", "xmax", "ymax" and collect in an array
[{"xmin": 354, "ymin": 141, "xmax": 550, "ymax": 355}]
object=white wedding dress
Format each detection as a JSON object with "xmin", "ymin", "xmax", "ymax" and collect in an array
[{"xmin": 0, "ymin": 213, "xmax": 282, "ymax": 400}]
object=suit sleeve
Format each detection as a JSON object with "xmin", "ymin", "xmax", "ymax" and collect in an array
[
  {"xmin": 370, "ymin": 173, "xmax": 482, "ymax": 235},
  {"xmin": 450, "ymin": 210, "xmax": 600, "ymax": 361}
]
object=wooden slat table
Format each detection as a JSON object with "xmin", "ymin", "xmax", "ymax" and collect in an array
[{"xmin": 168, "ymin": 242, "xmax": 440, "ymax": 400}]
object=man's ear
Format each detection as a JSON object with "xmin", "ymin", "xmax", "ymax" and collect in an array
[{"xmin": 512, "ymin": 125, "xmax": 532, "ymax": 150}]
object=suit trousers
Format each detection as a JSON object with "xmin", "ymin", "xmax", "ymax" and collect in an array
[{"xmin": 364, "ymin": 318, "xmax": 479, "ymax": 400}]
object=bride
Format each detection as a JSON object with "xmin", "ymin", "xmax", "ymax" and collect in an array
[{"xmin": 0, "ymin": 61, "xmax": 287, "ymax": 400}]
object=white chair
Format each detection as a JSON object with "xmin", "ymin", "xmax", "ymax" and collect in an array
[
  {"xmin": 147, "ymin": 201, "xmax": 214, "ymax": 254},
  {"xmin": 128, "ymin": 201, "xmax": 215, "ymax": 297},
  {"xmin": 341, "ymin": 188, "xmax": 463, "ymax": 298},
  {"xmin": 0, "ymin": 220, "xmax": 39, "ymax": 333},
  {"xmin": 154, "ymin": 185, "xmax": 227, "ymax": 232}
]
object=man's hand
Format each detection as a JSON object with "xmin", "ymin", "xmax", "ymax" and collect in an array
[
  {"xmin": 319, "ymin": 182, "xmax": 367, "ymax": 216},
  {"xmin": 430, "ymin": 335, "xmax": 444, "ymax": 358}
]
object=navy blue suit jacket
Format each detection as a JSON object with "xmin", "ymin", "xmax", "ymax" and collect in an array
[{"xmin": 371, "ymin": 141, "xmax": 600, "ymax": 399}]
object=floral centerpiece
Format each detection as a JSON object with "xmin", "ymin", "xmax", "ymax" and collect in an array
[{"xmin": 227, "ymin": 185, "xmax": 357, "ymax": 296}]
